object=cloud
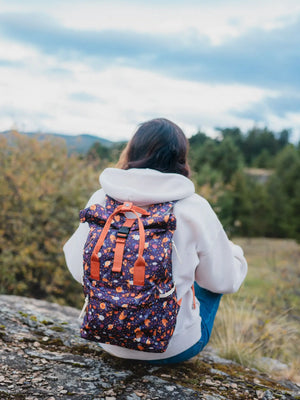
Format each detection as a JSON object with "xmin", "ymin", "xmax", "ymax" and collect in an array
[
  {"xmin": 236, "ymin": 94, "xmax": 300, "ymax": 121},
  {"xmin": 0, "ymin": 11, "xmax": 299, "ymax": 91},
  {"xmin": 4, "ymin": 0, "xmax": 299, "ymax": 44},
  {"xmin": 69, "ymin": 92, "xmax": 102, "ymax": 103},
  {"xmin": 267, "ymin": 96, "xmax": 300, "ymax": 117},
  {"xmin": 0, "ymin": 60, "xmax": 274, "ymax": 140},
  {"xmin": 0, "ymin": 13, "xmax": 162, "ymax": 59},
  {"xmin": 0, "ymin": 2, "xmax": 299, "ymax": 141},
  {"xmin": 0, "ymin": 59, "xmax": 21, "ymax": 67}
]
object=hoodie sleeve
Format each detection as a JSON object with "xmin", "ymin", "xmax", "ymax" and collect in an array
[
  {"xmin": 195, "ymin": 228, "xmax": 248, "ymax": 293},
  {"xmin": 175, "ymin": 194, "xmax": 247, "ymax": 294},
  {"xmin": 63, "ymin": 189, "xmax": 106, "ymax": 284}
]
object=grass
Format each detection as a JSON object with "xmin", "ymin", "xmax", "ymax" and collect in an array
[
  {"xmin": 210, "ymin": 238, "xmax": 300, "ymax": 383},
  {"xmin": 236, "ymin": 238, "xmax": 300, "ymax": 319}
]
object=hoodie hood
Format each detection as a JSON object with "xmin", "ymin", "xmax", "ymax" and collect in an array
[{"xmin": 99, "ymin": 168, "xmax": 195, "ymax": 206}]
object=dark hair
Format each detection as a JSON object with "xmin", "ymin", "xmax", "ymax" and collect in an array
[{"xmin": 117, "ymin": 118, "xmax": 190, "ymax": 177}]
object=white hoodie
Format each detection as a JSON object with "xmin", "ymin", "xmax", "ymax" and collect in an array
[{"xmin": 63, "ymin": 168, "xmax": 247, "ymax": 360}]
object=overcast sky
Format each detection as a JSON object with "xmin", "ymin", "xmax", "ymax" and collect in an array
[{"xmin": 0, "ymin": 0, "xmax": 299, "ymax": 141}]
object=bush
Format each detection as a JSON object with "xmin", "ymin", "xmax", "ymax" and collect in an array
[{"xmin": 0, "ymin": 132, "xmax": 99, "ymax": 307}]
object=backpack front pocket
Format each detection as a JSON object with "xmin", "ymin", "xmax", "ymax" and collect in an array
[{"xmin": 80, "ymin": 286, "xmax": 179, "ymax": 353}]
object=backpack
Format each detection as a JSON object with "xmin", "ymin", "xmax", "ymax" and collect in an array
[{"xmin": 78, "ymin": 195, "xmax": 180, "ymax": 353}]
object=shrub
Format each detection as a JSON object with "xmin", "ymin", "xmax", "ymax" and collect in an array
[{"xmin": 0, "ymin": 131, "xmax": 99, "ymax": 307}]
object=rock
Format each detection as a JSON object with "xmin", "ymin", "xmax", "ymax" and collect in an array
[
  {"xmin": 262, "ymin": 389, "xmax": 274, "ymax": 399},
  {"xmin": 0, "ymin": 295, "xmax": 299, "ymax": 400},
  {"xmin": 260, "ymin": 357, "xmax": 289, "ymax": 373}
]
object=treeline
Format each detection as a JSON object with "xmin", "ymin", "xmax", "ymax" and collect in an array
[
  {"xmin": 0, "ymin": 128, "xmax": 299, "ymax": 306},
  {"xmin": 187, "ymin": 127, "xmax": 300, "ymax": 240}
]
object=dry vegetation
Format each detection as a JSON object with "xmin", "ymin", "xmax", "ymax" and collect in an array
[{"xmin": 211, "ymin": 238, "xmax": 300, "ymax": 382}]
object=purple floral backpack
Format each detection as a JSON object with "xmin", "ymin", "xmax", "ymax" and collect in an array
[{"xmin": 78, "ymin": 195, "xmax": 180, "ymax": 353}]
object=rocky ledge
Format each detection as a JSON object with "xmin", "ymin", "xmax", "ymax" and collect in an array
[{"xmin": 0, "ymin": 295, "xmax": 299, "ymax": 400}]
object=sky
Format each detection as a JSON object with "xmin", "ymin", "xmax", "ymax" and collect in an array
[{"xmin": 0, "ymin": 0, "xmax": 300, "ymax": 142}]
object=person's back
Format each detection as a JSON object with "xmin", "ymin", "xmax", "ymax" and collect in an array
[{"xmin": 64, "ymin": 118, "xmax": 248, "ymax": 363}]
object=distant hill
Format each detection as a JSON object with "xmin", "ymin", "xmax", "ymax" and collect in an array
[{"xmin": 0, "ymin": 130, "xmax": 115, "ymax": 154}]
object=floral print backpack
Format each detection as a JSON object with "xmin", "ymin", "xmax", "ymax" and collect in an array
[{"xmin": 78, "ymin": 196, "xmax": 181, "ymax": 353}]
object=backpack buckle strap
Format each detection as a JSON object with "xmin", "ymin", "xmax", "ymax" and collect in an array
[
  {"xmin": 117, "ymin": 225, "xmax": 131, "ymax": 238},
  {"xmin": 112, "ymin": 219, "xmax": 135, "ymax": 273}
]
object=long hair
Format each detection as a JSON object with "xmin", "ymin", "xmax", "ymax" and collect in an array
[{"xmin": 116, "ymin": 118, "xmax": 190, "ymax": 177}]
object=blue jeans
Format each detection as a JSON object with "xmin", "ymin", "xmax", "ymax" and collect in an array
[{"xmin": 147, "ymin": 283, "xmax": 222, "ymax": 364}]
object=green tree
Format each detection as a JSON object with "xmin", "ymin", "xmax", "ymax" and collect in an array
[
  {"xmin": 272, "ymin": 145, "xmax": 300, "ymax": 240},
  {"xmin": 252, "ymin": 149, "xmax": 273, "ymax": 168},
  {"xmin": 189, "ymin": 138, "xmax": 219, "ymax": 174},
  {"xmin": 214, "ymin": 137, "xmax": 244, "ymax": 183},
  {"xmin": 87, "ymin": 140, "xmax": 126, "ymax": 167},
  {"xmin": 217, "ymin": 172, "xmax": 271, "ymax": 237},
  {"xmin": 218, "ymin": 127, "xmax": 244, "ymax": 149},
  {"xmin": 242, "ymin": 127, "xmax": 279, "ymax": 166},
  {"xmin": 265, "ymin": 176, "xmax": 293, "ymax": 238},
  {"xmin": 216, "ymin": 172, "xmax": 252, "ymax": 236},
  {"xmin": 278, "ymin": 129, "xmax": 290, "ymax": 148},
  {"xmin": 192, "ymin": 163, "xmax": 222, "ymax": 188},
  {"xmin": 87, "ymin": 141, "xmax": 111, "ymax": 162}
]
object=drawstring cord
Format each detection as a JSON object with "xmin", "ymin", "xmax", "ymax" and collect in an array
[{"xmin": 172, "ymin": 240, "xmax": 182, "ymax": 264}]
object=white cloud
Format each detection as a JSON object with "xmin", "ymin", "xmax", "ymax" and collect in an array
[
  {"xmin": 1, "ymin": 0, "xmax": 300, "ymax": 45},
  {"xmin": 267, "ymin": 112, "xmax": 300, "ymax": 142},
  {"xmin": 0, "ymin": 0, "xmax": 299, "ymax": 141},
  {"xmin": 3, "ymin": 0, "xmax": 298, "ymax": 45},
  {"xmin": 0, "ymin": 38, "xmax": 38, "ymax": 61},
  {"xmin": 0, "ymin": 55, "xmax": 275, "ymax": 140}
]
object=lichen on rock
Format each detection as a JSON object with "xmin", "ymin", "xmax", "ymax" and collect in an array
[{"xmin": 0, "ymin": 295, "xmax": 299, "ymax": 400}]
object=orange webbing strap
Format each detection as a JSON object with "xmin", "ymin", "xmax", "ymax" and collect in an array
[
  {"xmin": 90, "ymin": 209, "xmax": 119, "ymax": 280},
  {"xmin": 132, "ymin": 212, "xmax": 148, "ymax": 286},
  {"xmin": 90, "ymin": 202, "xmax": 149, "ymax": 283},
  {"xmin": 112, "ymin": 218, "xmax": 135, "ymax": 273},
  {"xmin": 177, "ymin": 285, "xmax": 196, "ymax": 308},
  {"xmin": 192, "ymin": 284, "xmax": 196, "ymax": 309}
]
